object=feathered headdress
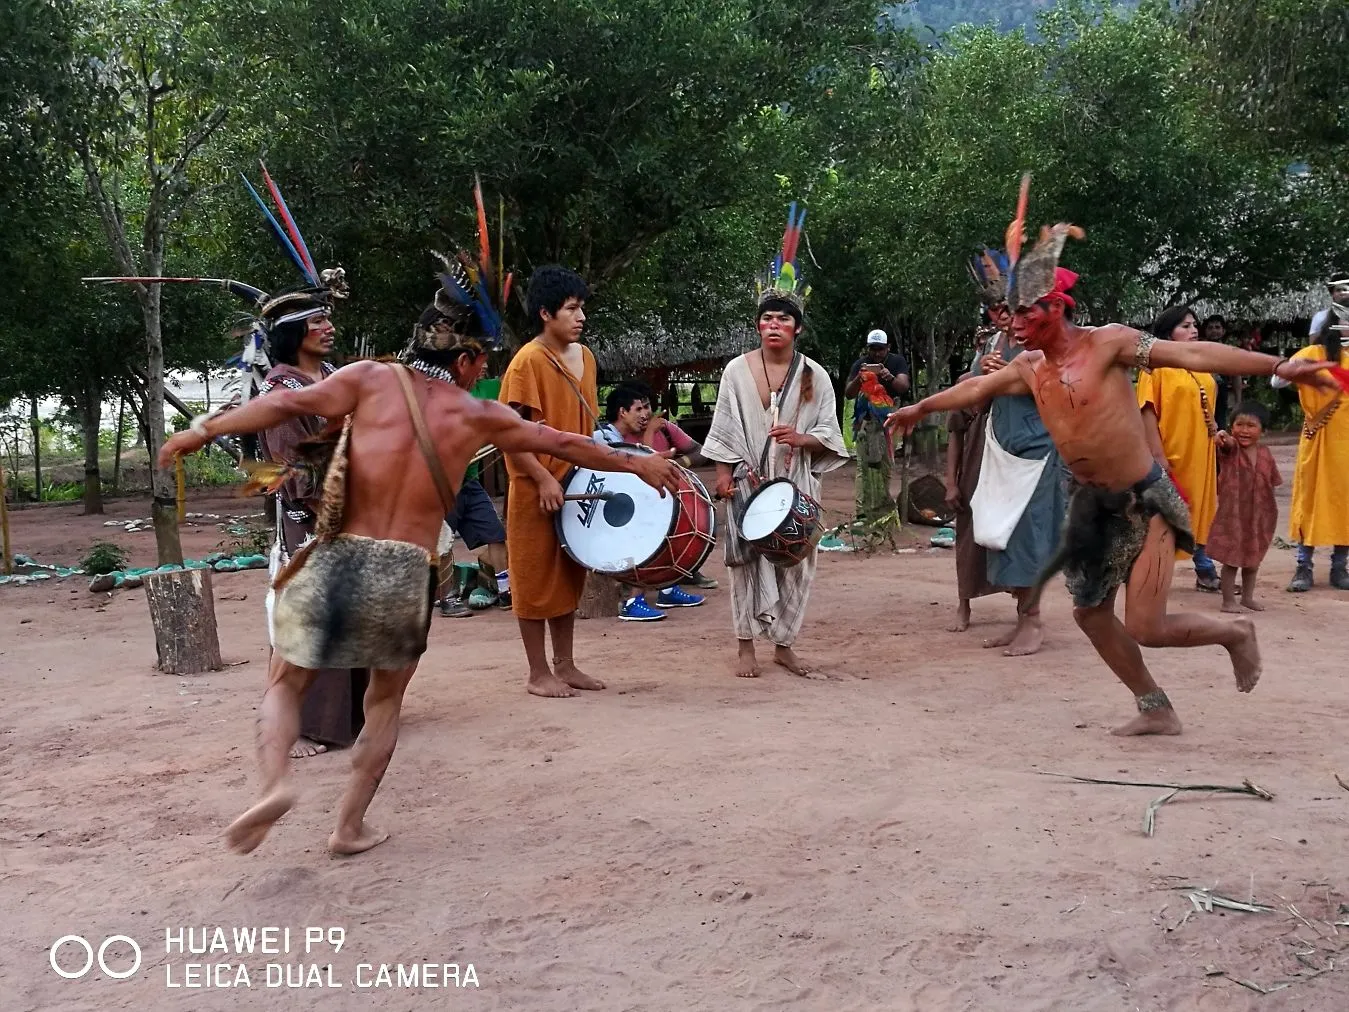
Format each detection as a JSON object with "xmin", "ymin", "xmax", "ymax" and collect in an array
[
  {"xmin": 1007, "ymin": 223, "xmax": 1086, "ymax": 310},
  {"xmin": 755, "ymin": 202, "xmax": 810, "ymax": 320},
  {"xmin": 410, "ymin": 174, "xmax": 513, "ymax": 355},
  {"xmin": 968, "ymin": 247, "xmax": 1010, "ymax": 306},
  {"xmin": 84, "ymin": 162, "xmax": 345, "ymax": 405}
]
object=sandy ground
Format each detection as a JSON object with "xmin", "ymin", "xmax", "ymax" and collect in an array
[{"xmin": 4, "ymin": 442, "xmax": 1349, "ymax": 1011}]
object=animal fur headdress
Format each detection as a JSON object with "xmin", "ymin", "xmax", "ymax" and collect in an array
[
  {"xmin": 408, "ymin": 174, "xmax": 512, "ymax": 358},
  {"xmin": 756, "ymin": 202, "xmax": 810, "ymax": 322},
  {"xmin": 1007, "ymin": 223, "xmax": 1086, "ymax": 310}
]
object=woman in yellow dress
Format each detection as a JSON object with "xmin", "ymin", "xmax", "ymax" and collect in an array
[
  {"xmin": 1280, "ymin": 310, "xmax": 1349, "ymax": 591},
  {"xmin": 1137, "ymin": 305, "xmax": 1221, "ymax": 591}
]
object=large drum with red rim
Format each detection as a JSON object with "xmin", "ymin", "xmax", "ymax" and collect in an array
[
  {"xmin": 738, "ymin": 477, "xmax": 822, "ymax": 568},
  {"xmin": 556, "ymin": 447, "xmax": 716, "ymax": 589}
]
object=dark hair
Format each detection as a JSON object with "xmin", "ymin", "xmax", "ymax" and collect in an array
[
  {"xmin": 268, "ymin": 318, "xmax": 307, "ymax": 366},
  {"xmin": 1230, "ymin": 401, "xmax": 1269, "ymax": 429},
  {"xmin": 1201, "ymin": 314, "xmax": 1227, "ymax": 332},
  {"xmin": 604, "ymin": 381, "xmax": 650, "ymax": 423},
  {"xmin": 1152, "ymin": 305, "xmax": 1197, "ymax": 339},
  {"xmin": 758, "ymin": 297, "xmax": 803, "ymax": 327},
  {"xmin": 1313, "ymin": 313, "xmax": 1343, "ymax": 361},
  {"xmin": 526, "ymin": 265, "xmax": 588, "ymax": 334},
  {"xmin": 408, "ymin": 345, "xmax": 485, "ymax": 377}
]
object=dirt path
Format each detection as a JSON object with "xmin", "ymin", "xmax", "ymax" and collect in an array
[{"xmin": 4, "ymin": 452, "xmax": 1348, "ymax": 1010}]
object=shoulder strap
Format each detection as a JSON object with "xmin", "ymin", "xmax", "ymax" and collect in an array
[
  {"xmin": 535, "ymin": 340, "xmax": 602, "ymax": 430},
  {"xmin": 390, "ymin": 364, "xmax": 457, "ymax": 515}
]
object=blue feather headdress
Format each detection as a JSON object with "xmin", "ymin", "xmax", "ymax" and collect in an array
[
  {"xmin": 968, "ymin": 247, "xmax": 1010, "ymax": 306},
  {"xmin": 410, "ymin": 175, "xmax": 512, "ymax": 354}
]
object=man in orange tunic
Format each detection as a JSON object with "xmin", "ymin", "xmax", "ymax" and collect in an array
[{"xmin": 499, "ymin": 266, "xmax": 604, "ymax": 697}]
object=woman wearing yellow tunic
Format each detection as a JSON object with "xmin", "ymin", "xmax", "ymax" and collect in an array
[
  {"xmin": 1137, "ymin": 306, "xmax": 1221, "ymax": 591},
  {"xmin": 1283, "ymin": 316, "xmax": 1349, "ymax": 591}
]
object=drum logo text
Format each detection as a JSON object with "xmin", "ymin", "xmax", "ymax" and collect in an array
[{"xmin": 577, "ymin": 474, "xmax": 606, "ymax": 528}]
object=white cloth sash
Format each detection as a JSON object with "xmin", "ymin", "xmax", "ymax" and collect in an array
[{"xmin": 969, "ymin": 413, "xmax": 1048, "ymax": 550}]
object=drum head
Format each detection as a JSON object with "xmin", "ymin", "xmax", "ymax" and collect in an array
[
  {"xmin": 741, "ymin": 479, "xmax": 796, "ymax": 541},
  {"xmin": 557, "ymin": 465, "xmax": 676, "ymax": 573}
]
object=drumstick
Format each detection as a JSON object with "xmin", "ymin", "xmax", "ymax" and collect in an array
[{"xmin": 562, "ymin": 492, "xmax": 614, "ymax": 502}]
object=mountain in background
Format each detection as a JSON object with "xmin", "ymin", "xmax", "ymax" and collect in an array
[{"xmin": 888, "ymin": 0, "xmax": 1139, "ymax": 36}]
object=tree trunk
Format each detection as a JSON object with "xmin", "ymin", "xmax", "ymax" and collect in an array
[
  {"xmin": 112, "ymin": 393, "xmax": 126, "ymax": 492},
  {"xmin": 78, "ymin": 378, "xmax": 104, "ymax": 514},
  {"xmin": 576, "ymin": 572, "xmax": 627, "ymax": 619},
  {"xmin": 144, "ymin": 567, "xmax": 223, "ymax": 674},
  {"xmin": 29, "ymin": 396, "xmax": 41, "ymax": 502},
  {"xmin": 142, "ymin": 283, "xmax": 184, "ymax": 565}
]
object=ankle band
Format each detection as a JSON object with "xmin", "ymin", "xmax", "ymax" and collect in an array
[{"xmin": 1136, "ymin": 689, "xmax": 1171, "ymax": 712}]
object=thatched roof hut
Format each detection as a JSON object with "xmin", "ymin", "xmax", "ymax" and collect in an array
[{"xmin": 588, "ymin": 315, "xmax": 755, "ymax": 380}]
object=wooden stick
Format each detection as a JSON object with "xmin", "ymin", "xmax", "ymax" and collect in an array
[
  {"xmin": 175, "ymin": 456, "xmax": 186, "ymax": 523},
  {"xmin": 0, "ymin": 462, "xmax": 12, "ymax": 575},
  {"xmin": 562, "ymin": 493, "xmax": 613, "ymax": 502}
]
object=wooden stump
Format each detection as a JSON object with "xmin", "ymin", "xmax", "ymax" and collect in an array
[
  {"xmin": 576, "ymin": 572, "xmax": 626, "ymax": 620},
  {"xmin": 144, "ymin": 568, "xmax": 223, "ymax": 674}
]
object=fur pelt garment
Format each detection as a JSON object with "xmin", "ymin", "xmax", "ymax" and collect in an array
[
  {"xmin": 272, "ymin": 534, "xmax": 435, "ymax": 670},
  {"xmin": 1036, "ymin": 463, "xmax": 1194, "ymax": 609}
]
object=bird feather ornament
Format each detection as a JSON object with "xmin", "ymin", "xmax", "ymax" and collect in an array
[{"xmin": 757, "ymin": 202, "xmax": 811, "ymax": 312}]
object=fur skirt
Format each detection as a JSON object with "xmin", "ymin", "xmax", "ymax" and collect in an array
[{"xmin": 272, "ymin": 534, "xmax": 435, "ymax": 670}]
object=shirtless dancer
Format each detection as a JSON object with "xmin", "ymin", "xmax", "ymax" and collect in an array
[
  {"xmin": 887, "ymin": 224, "xmax": 1333, "ymax": 735},
  {"xmin": 160, "ymin": 259, "xmax": 679, "ymax": 855}
]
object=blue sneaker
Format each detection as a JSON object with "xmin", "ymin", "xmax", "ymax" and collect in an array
[
  {"xmin": 656, "ymin": 585, "xmax": 704, "ymax": 608},
  {"xmin": 619, "ymin": 595, "xmax": 666, "ymax": 621}
]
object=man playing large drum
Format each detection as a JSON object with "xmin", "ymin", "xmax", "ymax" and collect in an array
[{"xmin": 704, "ymin": 204, "xmax": 848, "ymax": 678}]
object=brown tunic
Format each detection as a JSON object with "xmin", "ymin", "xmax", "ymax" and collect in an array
[{"xmin": 258, "ymin": 363, "xmax": 368, "ymax": 746}]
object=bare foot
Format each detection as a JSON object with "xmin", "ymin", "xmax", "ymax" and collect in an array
[
  {"xmin": 1220, "ymin": 601, "xmax": 1243, "ymax": 614},
  {"xmin": 947, "ymin": 601, "xmax": 971, "ymax": 633},
  {"xmin": 1241, "ymin": 597, "xmax": 1265, "ymax": 612},
  {"xmin": 774, "ymin": 646, "xmax": 827, "ymax": 680},
  {"xmin": 982, "ymin": 626, "xmax": 1017, "ymax": 649},
  {"xmin": 555, "ymin": 660, "xmax": 605, "ymax": 691},
  {"xmin": 1111, "ymin": 707, "xmax": 1184, "ymax": 736},
  {"xmin": 328, "ymin": 822, "xmax": 390, "ymax": 856},
  {"xmin": 1002, "ymin": 617, "xmax": 1043, "ymax": 657},
  {"xmin": 527, "ymin": 668, "xmax": 577, "ymax": 698},
  {"xmin": 289, "ymin": 737, "xmax": 327, "ymax": 759},
  {"xmin": 225, "ymin": 787, "xmax": 296, "ymax": 854},
  {"xmin": 1225, "ymin": 618, "xmax": 1261, "ymax": 693},
  {"xmin": 735, "ymin": 643, "xmax": 760, "ymax": 678}
]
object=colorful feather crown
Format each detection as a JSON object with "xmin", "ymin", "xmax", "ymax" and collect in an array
[
  {"xmin": 415, "ymin": 174, "xmax": 513, "ymax": 352},
  {"xmin": 756, "ymin": 202, "xmax": 810, "ymax": 316}
]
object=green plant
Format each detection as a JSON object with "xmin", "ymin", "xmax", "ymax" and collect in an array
[
  {"xmin": 216, "ymin": 521, "xmax": 271, "ymax": 558},
  {"xmin": 80, "ymin": 541, "xmax": 128, "ymax": 575},
  {"xmin": 183, "ymin": 451, "xmax": 241, "ymax": 487}
]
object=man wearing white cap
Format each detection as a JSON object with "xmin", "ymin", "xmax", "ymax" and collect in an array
[{"xmin": 843, "ymin": 328, "xmax": 910, "ymax": 523}]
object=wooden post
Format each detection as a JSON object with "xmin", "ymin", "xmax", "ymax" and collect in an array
[
  {"xmin": 112, "ymin": 393, "xmax": 126, "ymax": 492},
  {"xmin": 576, "ymin": 572, "xmax": 627, "ymax": 619},
  {"xmin": 175, "ymin": 455, "xmax": 186, "ymax": 523},
  {"xmin": 144, "ymin": 568, "xmax": 223, "ymax": 673},
  {"xmin": 0, "ymin": 463, "xmax": 12, "ymax": 575},
  {"xmin": 898, "ymin": 434, "xmax": 913, "ymax": 529}
]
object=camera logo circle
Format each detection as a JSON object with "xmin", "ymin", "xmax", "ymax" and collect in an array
[{"xmin": 50, "ymin": 935, "xmax": 142, "ymax": 980}]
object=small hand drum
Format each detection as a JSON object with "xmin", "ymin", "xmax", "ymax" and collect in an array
[
  {"xmin": 738, "ymin": 477, "xmax": 822, "ymax": 568},
  {"xmin": 556, "ymin": 446, "xmax": 716, "ymax": 589}
]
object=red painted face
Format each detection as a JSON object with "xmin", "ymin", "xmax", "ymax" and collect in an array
[
  {"xmin": 301, "ymin": 313, "xmax": 335, "ymax": 356},
  {"xmin": 758, "ymin": 310, "xmax": 799, "ymax": 351},
  {"xmin": 1011, "ymin": 302, "xmax": 1059, "ymax": 349}
]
